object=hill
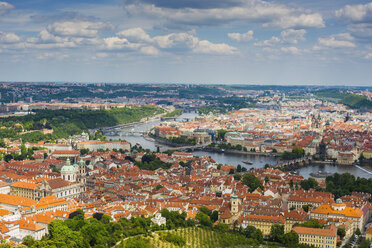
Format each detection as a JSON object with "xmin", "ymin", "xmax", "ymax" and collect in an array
[
  {"xmin": 120, "ymin": 227, "xmax": 260, "ymax": 248},
  {"xmin": 314, "ymin": 90, "xmax": 372, "ymax": 110},
  {"xmin": 0, "ymin": 106, "xmax": 164, "ymax": 142}
]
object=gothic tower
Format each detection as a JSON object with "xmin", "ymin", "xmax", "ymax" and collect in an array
[{"xmin": 77, "ymin": 158, "xmax": 87, "ymax": 192}]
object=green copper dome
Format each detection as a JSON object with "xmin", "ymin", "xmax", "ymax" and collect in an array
[{"xmin": 61, "ymin": 158, "xmax": 77, "ymax": 173}]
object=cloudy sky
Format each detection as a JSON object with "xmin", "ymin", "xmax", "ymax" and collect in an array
[{"xmin": 0, "ymin": 0, "xmax": 372, "ymax": 85}]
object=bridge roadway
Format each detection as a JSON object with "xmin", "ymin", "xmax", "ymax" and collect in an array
[
  {"xmin": 162, "ymin": 144, "xmax": 209, "ymax": 152},
  {"xmin": 274, "ymin": 156, "xmax": 312, "ymax": 168}
]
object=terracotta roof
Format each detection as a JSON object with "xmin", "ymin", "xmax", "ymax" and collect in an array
[
  {"xmin": 0, "ymin": 194, "xmax": 37, "ymax": 207},
  {"xmin": 47, "ymin": 178, "xmax": 72, "ymax": 189},
  {"xmin": 11, "ymin": 181, "xmax": 39, "ymax": 190},
  {"xmin": 36, "ymin": 195, "xmax": 68, "ymax": 209},
  {"xmin": 18, "ymin": 219, "xmax": 45, "ymax": 231},
  {"xmin": 52, "ymin": 150, "xmax": 79, "ymax": 155},
  {"xmin": 293, "ymin": 225, "xmax": 337, "ymax": 237},
  {"xmin": 311, "ymin": 204, "xmax": 363, "ymax": 218},
  {"xmin": 244, "ymin": 214, "xmax": 285, "ymax": 224}
]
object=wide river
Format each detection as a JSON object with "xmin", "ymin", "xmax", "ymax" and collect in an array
[{"xmin": 105, "ymin": 113, "xmax": 372, "ymax": 179}]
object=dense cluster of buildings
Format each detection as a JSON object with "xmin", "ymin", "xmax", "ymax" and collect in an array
[
  {"xmin": 0, "ymin": 147, "xmax": 371, "ymax": 247},
  {"xmin": 0, "ymin": 90, "xmax": 371, "ymax": 246},
  {"xmin": 156, "ymin": 99, "xmax": 372, "ymax": 164}
]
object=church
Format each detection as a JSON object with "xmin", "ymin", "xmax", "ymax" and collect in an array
[
  {"xmin": 10, "ymin": 158, "xmax": 87, "ymax": 200},
  {"xmin": 218, "ymin": 189, "xmax": 243, "ymax": 226}
]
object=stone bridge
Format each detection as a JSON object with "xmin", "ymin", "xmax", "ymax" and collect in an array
[{"xmin": 275, "ymin": 156, "xmax": 312, "ymax": 169}]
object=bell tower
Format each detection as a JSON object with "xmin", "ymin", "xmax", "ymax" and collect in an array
[
  {"xmin": 231, "ymin": 187, "xmax": 240, "ymax": 215},
  {"xmin": 77, "ymin": 158, "xmax": 87, "ymax": 192}
]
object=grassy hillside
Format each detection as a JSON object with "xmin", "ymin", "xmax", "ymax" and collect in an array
[
  {"xmin": 0, "ymin": 106, "xmax": 164, "ymax": 142},
  {"xmin": 120, "ymin": 227, "xmax": 259, "ymax": 248},
  {"xmin": 314, "ymin": 90, "xmax": 372, "ymax": 110}
]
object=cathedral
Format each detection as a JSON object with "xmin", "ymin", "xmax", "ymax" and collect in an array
[
  {"xmin": 61, "ymin": 158, "xmax": 87, "ymax": 193},
  {"xmin": 218, "ymin": 189, "xmax": 243, "ymax": 226}
]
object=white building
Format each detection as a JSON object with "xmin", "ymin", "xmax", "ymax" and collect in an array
[{"xmin": 151, "ymin": 213, "xmax": 166, "ymax": 226}]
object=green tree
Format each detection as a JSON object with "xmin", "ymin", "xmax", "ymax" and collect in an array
[
  {"xmin": 22, "ymin": 235, "xmax": 35, "ymax": 247},
  {"xmin": 234, "ymin": 173, "xmax": 242, "ymax": 181},
  {"xmin": 243, "ymin": 226, "xmax": 263, "ymax": 243},
  {"xmin": 297, "ymin": 220, "xmax": 324, "ymax": 228},
  {"xmin": 0, "ymin": 240, "xmax": 11, "ymax": 248},
  {"xmin": 4, "ymin": 154, "xmax": 12, "ymax": 162},
  {"xmin": 359, "ymin": 240, "xmax": 371, "ymax": 248},
  {"xmin": 242, "ymin": 173, "xmax": 263, "ymax": 192},
  {"xmin": 289, "ymin": 179, "xmax": 294, "ymax": 189},
  {"xmin": 282, "ymin": 231, "xmax": 299, "ymax": 247},
  {"xmin": 196, "ymin": 212, "xmax": 212, "ymax": 227},
  {"xmin": 155, "ymin": 184, "xmax": 163, "ymax": 190},
  {"xmin": 210, "ymin": 210, "xmax": 219, "ymax": 223},
  {"xmin": 47, "ymin": 219, "xmax": 88, "ymax": 247},
  {"xmin": 217, "ymin": 129, "xmax": 228, "ymax": 141},
  {"xmin": 337, "ymin": 228, "xmax": 346, "ymax": 240},
  {"xmin": 270, "ymin": 224, "xmax": 284, "ymax": 242},
  {"xmin": 80, "ymin": 148, "xmax": 90, "ymax": 155},
  {"xmin": 302, "ymin": 204, "xmax": 312, "ymax": 213},
  {"xmin": 300, "ymin": 178, "xmax": 318, "ymax": 190},
  {"xmin": 80, "ymin": 218, "xmax": 110, "ymax": 247},
  {"xmin": 125, "ymin": 237, "xmax": 151, "ymax": 248},
  {"xmin": 199, "ymin": 206, "xmax": 211, "ymax": 216}
]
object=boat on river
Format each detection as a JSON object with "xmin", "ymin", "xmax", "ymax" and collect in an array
[
  {"xmin": 242, "ymin": 160, "xmax": 253, "ymax": 165},
  {"xmin": 309, "ymin": 171, "xmax": 334, "ymax": 178}
]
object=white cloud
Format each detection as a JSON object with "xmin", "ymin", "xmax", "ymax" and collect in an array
[
  {"xmin": 347, "ymin": 23, "xmax": 372, "ymax": 39},
  {"xmin": 254, "ymin": 29, "xmax": 306, "ymax": 47},
  {"xmin": 38, "ymin": 29, "xmax": 68, "ymax": 43},
  {"xmin": 140, "ymin": 46, "xmax": 160, "ymax": 55},
  {"xmin": 280, "ymin": 29, "xmax": 306, "ymax": 44},
  {"xmin": 281, "ymin": 46, "xmax": 301, "ymax": 55},
  {"xmin": 47, "ymin": 21, "xmax": 113, "ymax": 38},
  {"xmin": 0, "ymin": 1, "xmax": 13, "ymax": 14},
  {"xmin": 36, "ymin": 52, "xmax": 69, "ymax": 60},
  {"xmin": 123, "ymin": 0, "xmax": 325, "ymax": 29},
  {"xmin": 336, "ymin": 3, "xmax": 372, "ymax": 22},
  {"xmin": 117, "ymin": 27, "xmax": 152, "ymax": 42},
  {"xmin": 102, "ymin": 37, "xmax": 140, "ymax": 50},
  {"xmin": 193, "ymin": 40, "xmax": 237, "ymax": 55},
  {"xmin": 263, "ymin": 13, "xmax": 324, "ymax": 29},
  {"xmin": 254, "ymin": 36, "xmax": 280, "ymax": 47},
  {"xmin": 365, "ymin": 53, "xmax": 372, "ymax": 59},
  {"xmin": 314, "ymin": 33, "xmax": 356, "ymax": 49},
  {"xmin": 228, "ymin": 30, "xmax": 254, "ymax": 42},
  {"xmin": 107, "ymin": 28, "xmax": 237, "ymax": 55},
  {"xmin": 0, "ymin": 31, "xmax": 20, "ymax": 43},
  {"xmin": 152, "ymin": 32, "xmax": 199, "ymax": 49}
]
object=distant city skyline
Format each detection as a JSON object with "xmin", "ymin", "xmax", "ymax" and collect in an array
[{"xmin": 0, "ymin": 0, "xmax": 372, "ymax": 85}]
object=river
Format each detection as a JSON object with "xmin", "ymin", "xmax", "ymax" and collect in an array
[{"xmin": 105, "ymin": 112, "xmax": 372, "ymax": 179}]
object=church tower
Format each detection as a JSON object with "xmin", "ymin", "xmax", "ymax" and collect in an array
[
  {"xmin": 61, "ymin": 158, "xmax": 77, "ymax": 182},
  {"xmin": 231, "ymin": 188, "xmax": 240, "ymax": 215},
  {"xmin": 77, "ymin": 158, "xmax": 87, "ymax": 192}
]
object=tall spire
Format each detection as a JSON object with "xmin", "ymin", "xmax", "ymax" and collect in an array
[
  {"xmin": 79, "ymin": 157, "xmax": 85, "ymax": 166},
  {"xmin": 232, "ymin": 185, "xmax": 237, "ymax": 200}
]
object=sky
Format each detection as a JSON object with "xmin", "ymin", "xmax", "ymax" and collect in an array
[{"xmin": 0, "ymin": 0, "xmax": 372, "ymax": 86}]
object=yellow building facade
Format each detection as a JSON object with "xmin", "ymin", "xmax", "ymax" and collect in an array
[{"xmin": 293, "ymin": 225, "xmax": 337, "ymax": 248}]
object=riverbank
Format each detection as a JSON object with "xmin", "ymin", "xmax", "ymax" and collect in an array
[
  {"xmin": 95, "ymin": 109, "xmax": 168, "ymax": 134},
  {"xmin": 202, "ymin": 147, "xmax": 279, "ymax": 157},
  {"xmin": 104, "ymin": 111, "xmax": 372, "ymax": 179},
  {"xmin": 149, "ymin": 134, "xmax": 196, "ymax": 147}
]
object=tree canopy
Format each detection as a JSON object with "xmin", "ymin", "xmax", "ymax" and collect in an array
[{"xmin": 242, "ymin": 173, "xmax": 263, "ymax": 192}]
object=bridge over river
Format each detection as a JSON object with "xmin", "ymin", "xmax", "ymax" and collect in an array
[{"xmin": 274, "ymin": 156, "xmax": 312, "ymax": 169}]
